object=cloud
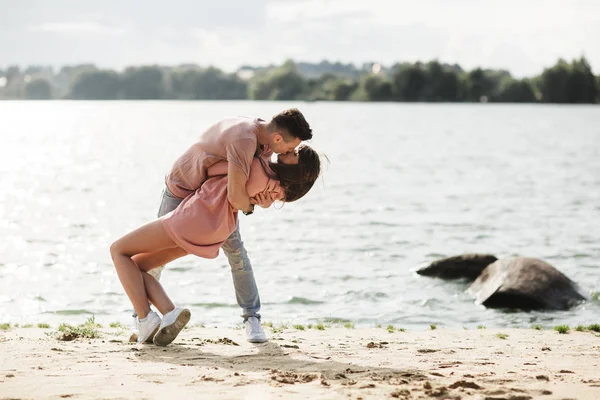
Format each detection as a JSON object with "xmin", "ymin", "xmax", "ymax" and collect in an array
[
  {"xmin": 30, "ymin": 22, "xmax": 126, "ymax": 35},
  {"xmin": 1, "ymin": 0, "xmax": 599, "ymax": 76}
]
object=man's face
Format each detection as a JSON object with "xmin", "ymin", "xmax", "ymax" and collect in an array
[{"xmin": 270, "ymin": 132, "xmax": 301, "ymax": 155}]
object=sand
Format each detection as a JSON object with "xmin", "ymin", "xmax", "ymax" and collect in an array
[{"xmin": 1, "ymin": 325, "xmax": 599, "ymax": 399}]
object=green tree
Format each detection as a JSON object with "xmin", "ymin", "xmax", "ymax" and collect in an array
[
  {"xmin": 248, "ymin": 60, "xmax": 308, "ymax": 100},
  {"xmin": 392, "ymin": 63, "xmax": 427, "ymax": 101},
  {"xmin": 329, "ymin": 79, "xmax": 358, "ymax": 101},
  {"xmin": 25, "ymin": 78, "xmax": 52, "ymax": 99},
  {"xmin": 497, "ymin": 79, "xmax": 537, "ymax": 102},
  {"xmin": 466, "ymin": 68, "xmax": 494, "ymax": 102},
  {"xmin": 197, "ymin": 67, "xmax": 246, "ymax": 99},
  {"xmin": 169, "ymin": 67, "xmax": 200, "ymax": 99},
  {"xmin": 306, "ymin": 73, "xmax": 340, "ymax": 100},
  {"xmin": 361, "ymin": 74, "xmax": 393, "ymax": 101},
  {"xmin": 540, "ymin": 59, "xmax": 572, "ymax": 103},
  {"xmin": 538, "ymin": 58, "xmax": 597, "ymax": 103},
  {"xmin": 4, "ymin": 66, "xmax": 24, "ymax": 98},
  {"xmin": 170, "ymin": 67, "xmax": 247, "ymax": 99},
  {"xmin": 70, "ymin": 70, "xmax": 120, "ymax": 99},
  {"xmin": 121, "ymin": 66, "xmax": 166, "ymax": 99},
  {"xmin": 566, "ymin": 57, "xmax": 597, "ymax": 103},
  {"xmin": 423, "ymin": 61, "xmax": 465, "ymax": 101}
]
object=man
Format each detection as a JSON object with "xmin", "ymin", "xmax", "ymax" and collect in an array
[{"xmin": 143, "ymin": 108, "xmax": 313, "ymax": 343}]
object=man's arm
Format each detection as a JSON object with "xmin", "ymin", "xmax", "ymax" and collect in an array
[{"xmin": 227, "ymin": 162, "xmax": 254, "ymax": 214}]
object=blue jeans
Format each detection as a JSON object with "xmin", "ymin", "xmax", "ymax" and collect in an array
[{"xmin": 150, "ymin": 187, "xmax": 261, "ymax": 320}]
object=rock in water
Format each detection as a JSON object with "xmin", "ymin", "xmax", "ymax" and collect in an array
[
  {"xmin": 415, "ymin": 254, "xmax": 498, "ymax": 280},
  {"xmin": 468, "ymin": 257, "xmax": 587, "ymax": 310}
]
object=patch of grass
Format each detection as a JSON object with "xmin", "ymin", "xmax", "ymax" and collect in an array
[
  {"xmin": 22, "ymin": 323, "xmax": 35, "ymax": 328},
  {"xmin": 109, "ymin": 321, "xmax": 126, "ymax": 329},
  {"xmin": 315, "ymin": 323, "xmax": 325, "ymax": 331},
  {"xmin": 590, "ymin": 291, "xmax": 599, "ymax": 301},
  {"xmin": 293, "ymin": 324, "xmax": 305, "ymax": 331},
  {"xmin": 477, "ymin": 325, "xmax": 486, "ymax": 330},
  {"xmin": 554, "ymin": 325, "xmax": 570, "ymax": 334},
  {"xmin": 56, "ymin": 316, "xmax": 102, "ymax": 340},
  {"xmin": 375, "ymin": 323, "xmax": 381, "ymax": 328},
  {"xmin": 397, "ymin": 327, "xmax": 406, "ymax": 332},
  {"xmin": 532, "ymin": 325, "xmax": 543, "ymax": 330},
  {"xmin": 343, "ymin": 322, "xmax": 355, "ymax": 329},
  {"xmin": 496, "ymin": 333, "xmax": 509, "ymax": 340},
  {"xmin": 306, "ymin": 324, "xmax": 313, "ymax": 329},
  {"xmin": 262, "ymin": 321, "xmax": 273, "ymax": 328},
  {"xmin": 575, "ymin": 325, "xmax": 587, "ymax": 332},
  {"xmin": 386, "ymin": 325, "xmax": 395, "ymax": 333},
  {"xmin": 37, "ymin": 323, "xmax": 51, "ymax": 329},
  {"xmin": 0, "ymin": 323, "xmax": 11, "ymax": 330},
  {"xmin": 587, "ymin": 324, "xmax": 600, "ymax": 332},
  {"xmin": 13, "ymin": 323, "xmax": 20, "ymax": 328},
  {"xmin": 429, "ymin": 324, "xmax": 437, "ymax": 330}
]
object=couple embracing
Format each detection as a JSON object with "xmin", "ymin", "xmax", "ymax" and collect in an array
[{"xmin": 110, "ymin": 108, "xmax": 321, "ymax": 346}]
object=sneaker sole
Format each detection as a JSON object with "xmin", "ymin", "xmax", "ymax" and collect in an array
[
  {"xmin": 247, "ymin": 336, "xmax": 268, "ymax": 343},
  {"xmin": 142, "ymin": 325, "xmax": 160, "ymax": 344},
  {"xmin": 153, "ymin": 309, "xmax": 191, "ymax": 347}
]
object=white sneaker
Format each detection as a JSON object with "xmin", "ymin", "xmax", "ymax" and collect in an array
[
  {"xmin": 153, "ymin": 307, "xmax": 191, "ymax": 347},
  {"xmin": 136, "ymin": 311, "xmax": 161, "ymax": 344},
  {"xmin": 245, "ymin": 316, "xmax": 268, "ymax": 343}
]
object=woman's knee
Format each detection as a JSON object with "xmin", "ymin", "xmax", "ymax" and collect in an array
[{"xmin": 109, "ymin": 238, "xmax": 129, "ymax": 260}]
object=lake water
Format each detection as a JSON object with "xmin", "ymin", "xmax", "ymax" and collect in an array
[{"xmin": 1, "ymin": 101, "xmax": 599, "ymax": 329}]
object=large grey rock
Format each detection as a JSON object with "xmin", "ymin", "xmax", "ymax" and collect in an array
[
  {"xmin": 468, "ymin": 257, "xmax": 587, "ymax": 310},
  {"xmin": 415, "ymin": 254, "xmax": 498, "ymax": 281}
]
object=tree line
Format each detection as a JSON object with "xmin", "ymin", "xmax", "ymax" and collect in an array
[{"xmin": 0, "ymin": 58, "xmax": 598, "ymax": 103}]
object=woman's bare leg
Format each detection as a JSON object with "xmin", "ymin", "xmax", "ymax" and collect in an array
[
  {"xmin": 142, "ymin": 272, "xmax": 175, "ymax": 315},
  {"xmin": 132, "ymin": 247, "xmax": 189, "ymax": 315},
  {"xmin": 132, "ymin": 247, "xmax": 188, "ymax": 273},
  {"xmin": 110, "ymin": 220, "xmax": 179, "ymax": 319}
]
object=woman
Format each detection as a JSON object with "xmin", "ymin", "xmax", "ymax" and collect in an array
[{"xmin": 110, "ymin": 145, "xmax": 321, "ymax": 346}]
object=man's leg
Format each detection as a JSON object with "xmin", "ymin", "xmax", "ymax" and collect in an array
[{"xmin": 221, "ymin": 222, "xmax": 267, "ymax": 343}]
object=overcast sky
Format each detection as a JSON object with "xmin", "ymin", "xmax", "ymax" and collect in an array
[{"xmin": 2, "ymin": 0, "xmax": 599, "ymax": 77}]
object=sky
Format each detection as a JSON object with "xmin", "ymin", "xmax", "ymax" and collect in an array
[{"xmin": 1, "ymin": 0, "xmax": 599, "ymax": 77}]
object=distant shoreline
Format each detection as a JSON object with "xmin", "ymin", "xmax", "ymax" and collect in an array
[{"xmin": 2, "ymin": 58, "xmax": 598, "ymax": 103}]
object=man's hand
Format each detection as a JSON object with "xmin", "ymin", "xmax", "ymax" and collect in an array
[{"xmin": 251, "ymin": 191, "xmax": 278, "ymax": 208}]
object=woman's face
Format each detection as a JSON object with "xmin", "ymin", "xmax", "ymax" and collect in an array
[{"xmin": 276, "ymin": 150, "xmax": 299, "ymax": 165}]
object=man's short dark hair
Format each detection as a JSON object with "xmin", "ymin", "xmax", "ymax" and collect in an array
[{"xmin": 270, "ymin": 108, "xmax": 313, "ymax": 141}]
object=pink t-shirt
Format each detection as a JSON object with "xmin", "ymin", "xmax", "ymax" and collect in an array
[
  {"xmin": 161, "ymin": 158, "xmax": 283, "ymax": 259},
  {"xmin": 166, "ymin": 116, "xmax": 271, "ymax": 199}
]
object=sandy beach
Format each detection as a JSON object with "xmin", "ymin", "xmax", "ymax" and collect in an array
[{"xmin": 1, "ymin": 324, "xmax": 599, "ymax": 400}]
